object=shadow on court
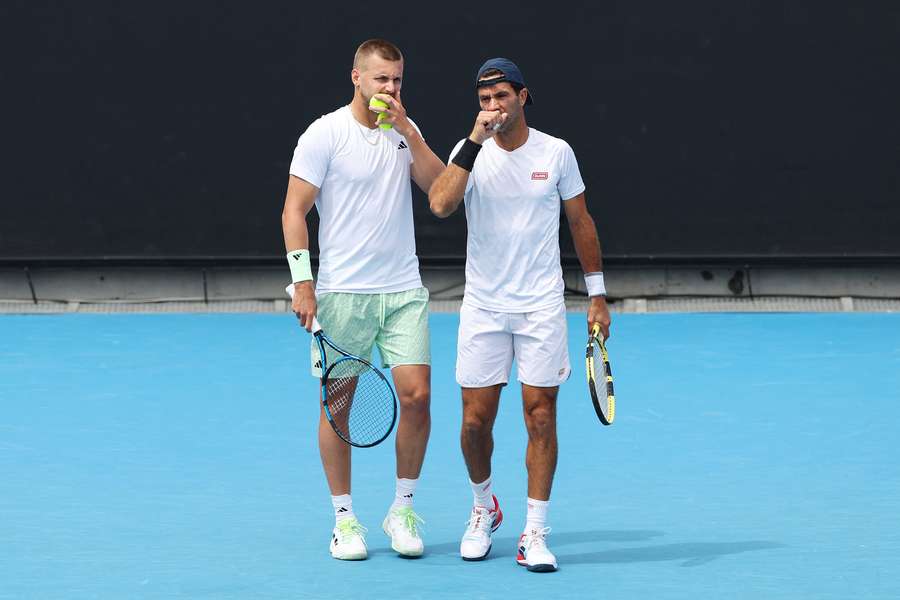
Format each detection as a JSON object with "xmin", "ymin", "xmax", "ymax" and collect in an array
[
  {"xmin": 558, "ymin": 541, "xmax": 785, "ymax": 567},
  {"xmin": 419, "ymin": 529, "xmax": 666, "ymax": 559}
]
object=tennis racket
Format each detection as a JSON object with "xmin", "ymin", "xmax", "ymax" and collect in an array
[
  {"xmin": 286, "ymin": 285, "xmax": 397, "ymax": 447},
  {"xmin": 310, "ymin": 316, "xmax": 398, "ymax": 448},
  {"xmin": 586, "ymin": 323, "xmax": 615, "ymax": 425}
]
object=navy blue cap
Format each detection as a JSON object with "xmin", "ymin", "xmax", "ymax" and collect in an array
[{"xmin": 475, "ymin": 57, "xmax": 534, "ymax": 105}]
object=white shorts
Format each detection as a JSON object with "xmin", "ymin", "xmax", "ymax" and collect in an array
[{"xmin": 456, "ymin": 302, "xmax": 571, "ymax": 388}]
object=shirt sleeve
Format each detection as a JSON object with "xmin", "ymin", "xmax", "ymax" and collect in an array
[
  {"xmin": 448, "ymin": 138, "xmax": 475, "ymax": 194},
  {"xmin": 557, "ymin": 141, "xmax": 586, "ymax": 201},
  {"xmin": 289, "ymin": 117, "xmax": 331, "ymax": 188}
]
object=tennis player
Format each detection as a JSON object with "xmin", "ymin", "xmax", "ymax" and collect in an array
[
  {"xmin": 281, "ymin": 39, "xmax": 444, "ymax": 560},
  {"xmin": 428, "ymin": 58, "xmax": 611, "ymax": 572}
]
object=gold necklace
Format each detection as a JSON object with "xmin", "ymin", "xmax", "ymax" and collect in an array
[{"xmin": 353, "ymin": 117, "xmax": 382, "ymax": 146}]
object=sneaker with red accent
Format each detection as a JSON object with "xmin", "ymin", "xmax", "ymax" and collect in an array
[
  {"xmin": 459, "ymin": 494, "xmax": 503, "ymax": 561},
  {"xmin": 516, "ymin": 527, "xmax": 557, "ymax": 572}
]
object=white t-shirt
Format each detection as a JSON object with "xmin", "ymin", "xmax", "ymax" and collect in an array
[
  {"xmin": 289, "ymin": 105, "xmax": 423, "ymax": 294},
  {"xmin": 450, "ymin": 128, "xmax": 586, "ymax": 312}
]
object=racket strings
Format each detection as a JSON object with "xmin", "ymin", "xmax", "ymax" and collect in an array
[
  {"xmin": 588, "ymin": 339, "xmax": 613, "ymax": 423},
  {"xmin": 325, "ymin": 359, "xmax": 395, "ymax": 446},
  {"xmin": 588, "ymin": 341, "xmax": 607, "ymax": 379}
]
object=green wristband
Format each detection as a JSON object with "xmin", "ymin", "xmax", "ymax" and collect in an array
[{"xmin": 287, "ymin": 249, "xmax": 313, "ymax": 283}]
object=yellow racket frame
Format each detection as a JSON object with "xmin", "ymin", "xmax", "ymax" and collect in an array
[{"xmin": 586, "ymin": 323, "xmax": 615, "ymax": 425}]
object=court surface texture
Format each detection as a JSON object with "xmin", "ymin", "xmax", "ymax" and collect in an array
[{"xmin": 1, "ymin": 312, "xmax": 898, "ymax": 599}]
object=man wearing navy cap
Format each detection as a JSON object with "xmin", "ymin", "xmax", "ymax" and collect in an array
[{"xmin": 429, "ymin": 58, "xmax": 611, "ymax": 572}]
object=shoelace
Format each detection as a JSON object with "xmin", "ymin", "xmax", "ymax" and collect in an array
[
  {"xmin": 336, "ymin": 519, "xmax": 367, "ymax": 542},
  {"xmin": 523, "ymin": 526, "xmax": 552, "ymax": 550},
  {"xmin": 393, "ymin": 507, "xmax": 425, "ymax": 536},
  {"xmin": 463, "ymin": 507, "xmax": 493, "ymax": 538}
]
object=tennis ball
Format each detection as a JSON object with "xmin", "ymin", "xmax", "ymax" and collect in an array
[
  {"xmin": 369, "ymin": 96, "xmax": 392, "ymax": 130},
  {"xmin": 376, "ymin": 113, "xmax": 392, "ymax": 130}
]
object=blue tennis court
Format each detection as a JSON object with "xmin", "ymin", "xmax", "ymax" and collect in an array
[{"xmin": 1, "ymin": 312, "xmax": 898, "ymax": 599}]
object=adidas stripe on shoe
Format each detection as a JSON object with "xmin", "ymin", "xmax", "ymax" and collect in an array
[{"xmin": 330, "ymin": 518, "xmax": 368, "ymax": 561}]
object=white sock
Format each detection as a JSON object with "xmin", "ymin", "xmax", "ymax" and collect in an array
[
  {"xmin": 470, "ymin": 476, "xmax": 493, "ymax": 508},
  {"xmin": 391, "ymin": 477, "xmax": 418, "ymax": 509},
  {"xmin": 524, "ymin": 497, "xmax": 549, "ymax": 533},
  {"xmin": 332, "ymin": 494, "xmax": 355, "ymax": 523}
]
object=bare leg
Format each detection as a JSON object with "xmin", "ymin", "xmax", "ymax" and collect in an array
[
  {"xmin": 521, "ymin": 384, "xmax": 559, "ymax": 500},
  {"xmin": 460, "ymin": 385, "xmax": 503, "ymax": 483},
  {"xmin": 391, "ymin": 365, "xmax": 431, "ymax": 479},
  {"xmin": 319, "ymin": 395, "xmax": 351, "ymax": 495}
]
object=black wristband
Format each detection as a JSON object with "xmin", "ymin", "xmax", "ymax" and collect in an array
[{"xmin": 451, "ymin": 138, "xmax": 482, "ymax": 172}]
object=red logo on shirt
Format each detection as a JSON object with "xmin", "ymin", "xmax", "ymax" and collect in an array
[{"xmin": 531, "ymin": 171, "xmax": 548, "ymax": 180}]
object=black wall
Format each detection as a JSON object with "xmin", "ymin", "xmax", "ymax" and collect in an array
[{"xmin": 2, "ymin": 1, "xmax": 899, "ymax": 263}]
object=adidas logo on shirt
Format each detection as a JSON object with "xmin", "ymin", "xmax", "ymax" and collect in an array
[{"xmin": 398, "ymin": 141, "xmax": 408, "ymax": 150}]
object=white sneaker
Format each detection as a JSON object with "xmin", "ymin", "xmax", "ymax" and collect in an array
[
  {"xmin": 516, "ymin": 527, "xmax": 558, "ymax": 572},
  {"xmin": 382, "ymin": 506, "xmax": 425, "ymax": 557},
  {"xmin": 460, "ymin": 494, "xmax": 504, "ymax": 561},
  {"xmin": 330, "ymin": 517, "xmax": 368, "ymax": 560}
]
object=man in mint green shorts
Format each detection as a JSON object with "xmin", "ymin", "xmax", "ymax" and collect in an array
[{"xmin": 280, "ymin": 39, "xmax": 444, "ymax": 561}]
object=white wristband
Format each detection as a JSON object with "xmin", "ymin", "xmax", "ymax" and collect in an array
[
  {"xmin": 287, "ymin": 249, "xmax": 313, "ymax": 283},
  {"xmin": 584, "ymin": 271, "xmax": 606, "ymax": 297}
]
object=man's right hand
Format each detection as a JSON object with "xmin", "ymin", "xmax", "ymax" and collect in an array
[
  {"xmin": 291, "ymin": 280, "xmax": 317, "ymax": 331},
  {"xmin": 468, "ymin": 110, "xmax": 507, "ymax": 144}
]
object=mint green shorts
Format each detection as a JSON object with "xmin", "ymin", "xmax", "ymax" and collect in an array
[{"xmin": 311, "ymin": 287, "xmax": 430, "ymax": 376}]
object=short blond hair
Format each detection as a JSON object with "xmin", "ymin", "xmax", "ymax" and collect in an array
[{"xmin": 353, "ymin": 39, "xmax": 403, "ymax": 69}]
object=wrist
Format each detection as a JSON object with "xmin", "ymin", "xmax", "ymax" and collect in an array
[
  {"xmin": 584, "ymin": 271, "xmax": 606, "ymax": 297},
  {"xmin": 452, "ymin": 138, "xmax": 483, "ymax": 171},
  {"xmin": 396, "ymin": 120, "xmax": 416, "ymax": 139},
  {"xmin": 287, "ymin": 249, "xmax": 313, "ymax": 283}
]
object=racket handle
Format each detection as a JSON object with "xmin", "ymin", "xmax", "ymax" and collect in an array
[
  {"xmin": 591, "ymin": 323, "xmax": 601, "ymax": 338},
  {"xmin": 311, "ymin": 316, "xmax": 323, "ymax": 334}
]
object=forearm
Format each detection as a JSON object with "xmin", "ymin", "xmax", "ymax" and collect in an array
[
  {"xmin": 569, "ymin": 213, "xmax": 603, "ymax": 274},
  {"xmin": 282, "ymin": 202, "xmax": 317, "ymax": 328},
  {"xmin": 282, "ymin": 209, "xmax": 310, "ymax": 256},
  {"xmin": 406, "ymin": 130, "xmax": 445, "ymax": 193},
  {"xmin": 280, "ymin": 176, "xmax": 319, "ymax": 329},
  {"xmin": 429, "ymin": 110, "xmax": 504, "ymax": 218},
  {"xmin": 428, "ymin": 164, "xmax": 470, "ymax": 218},
  {"xmin": 571, "ymin": 213, "xmax": 611, "ymax": 335}
]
